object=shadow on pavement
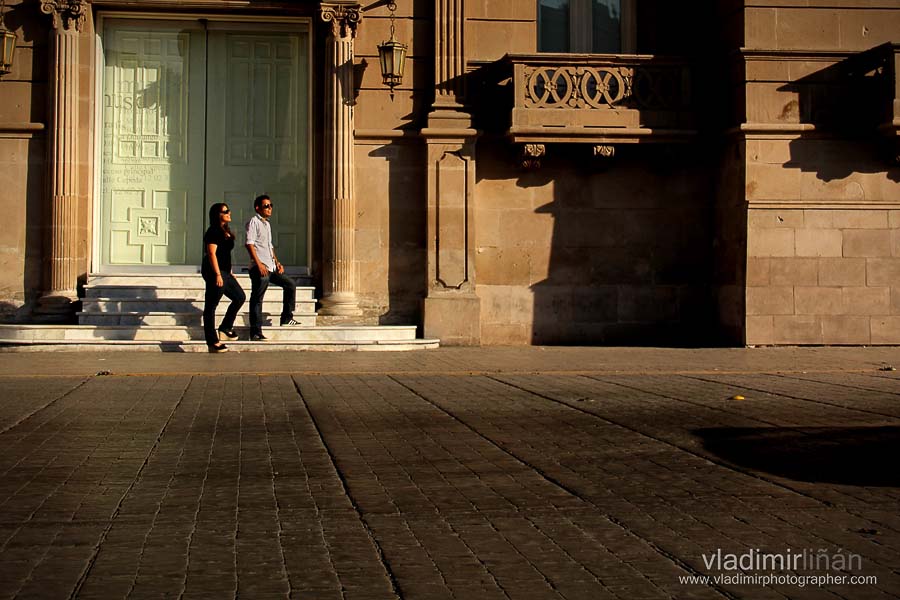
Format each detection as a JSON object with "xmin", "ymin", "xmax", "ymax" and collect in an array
[{"xmin": 695, "ymin": 426, "xmax": 900, "ymax": 487}]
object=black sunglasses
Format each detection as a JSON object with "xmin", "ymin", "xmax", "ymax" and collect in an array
[
  {"xmin": 261, "ymin": 203, "xmax": 273, "ymax": 209},
  {"xmin": 220, "ymin": 208, "xmax": 230, "ymax": 214}
]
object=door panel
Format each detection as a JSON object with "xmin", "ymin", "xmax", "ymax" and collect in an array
[
  {"xmin": 100, "ymin": 21, "xmax": 206, "ymax": 267},
  {"xmin": 99, "ymin": 20, "xmax": 309, "ymax": 269},
  {"xmin": 206, "ymin": 31, "xmax": 309, "ymax": 267}
]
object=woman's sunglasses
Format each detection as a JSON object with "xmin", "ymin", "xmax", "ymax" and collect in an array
[{"xmin": 220, "ymin": 209, "xmax": 230, "ymax": 214}]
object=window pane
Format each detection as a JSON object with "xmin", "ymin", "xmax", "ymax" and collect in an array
[
  {"xmin": 538, "ymin": 0, "xmax": 569, "ymax": 52},
  {"xmin": 591, "ymin": 0, "xmax": 621, "ymax": 53}
]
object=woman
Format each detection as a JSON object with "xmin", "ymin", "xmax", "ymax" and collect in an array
[{"xmin": 201, "ymin": 202, "xmax": 245, "ymax": 353}]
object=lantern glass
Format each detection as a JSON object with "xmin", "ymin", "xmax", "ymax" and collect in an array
[
  {"xmin": 377, "ymin": 39, "xmax": 407, "ymax": 88},
  {"xmin": 0, "ymin": 28, "xmax": 14, "ymax": 76}
]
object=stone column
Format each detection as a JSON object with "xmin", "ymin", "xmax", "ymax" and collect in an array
[
  {"xmin": 319, "ymin": 2, "xmax": 362, "ymax": 316},
  {"xmin": 420, "ymin": 0, "xmax": 480, "ymax": 344},
  {"xmin": 36, "ymin": 0, "xmax": 86, "ymax": 322}
]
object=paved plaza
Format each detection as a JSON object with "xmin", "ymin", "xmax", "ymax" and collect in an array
[{"xmin": 0, "ymin": 347, "xmax": 898, "ymax": 599}]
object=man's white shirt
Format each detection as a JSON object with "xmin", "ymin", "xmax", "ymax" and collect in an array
[{"xmin": 245, "ymin": 214, "xmax": 276, "ymax": 271}]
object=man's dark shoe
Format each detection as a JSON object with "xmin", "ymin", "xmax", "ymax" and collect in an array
[
  {"xmin": 250, "ymin": 332, "xmax": 268, "ymax": 341},
  {"xmin": 280, "ymin": 318, "xmax": 299, "ymax": 326},
  {"xmin": 218, "ymin": 328, "xmax": 238, "ymax": 339}
]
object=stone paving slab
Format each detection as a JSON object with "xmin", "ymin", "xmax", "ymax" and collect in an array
[
  {"xmin": 0, "ymin": 348, "xmax": 897, "ymax": 599},
  {"xmin": 0, "ymin": 346, "xmax": 898, "ymax": 377}
]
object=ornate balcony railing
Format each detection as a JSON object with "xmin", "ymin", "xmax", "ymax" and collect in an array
[{"xmin": 496, "ymin": 54, "xmax": 696, "ymax": 145}]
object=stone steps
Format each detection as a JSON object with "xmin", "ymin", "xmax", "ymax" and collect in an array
[
  {"xmin": 0, "ymin": 324, "xmax": 438, "ymax": 352},
  {"xmin": 83, "ymin": 284, "xmax": 316, "ymax": 300},
  {"xmin": 80, "ymin": 298, "xmax": 317, "ymax": 314},
  {"xmin": 0, "ymin": 273, "xmax": 439, "ymax": 352},
  {"xmin": 77, "ymin": 312, "xmax": 318, "ymax": 327},
  {"xmin": 4, "ymin": 324, "xmax": 419, "ymax": 342}
]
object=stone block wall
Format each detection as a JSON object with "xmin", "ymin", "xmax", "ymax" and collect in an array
[
  {"xmin": 0, "ymin": 0, "xmax": 44, "ymax": 320},
  {"xmin": 353, "ymin": 141, "xmax": 426, "ymax": 324},
  {"xmin": 746, "ymin": 208, "xmax": 900, "ymax": 345},
  {"xmin": 474, "ymin": 141, "xmax": 715, "ymax": 346},
  {"xmin": 739, "ymin": 1, "xmax": 900, "ymax": 344}
]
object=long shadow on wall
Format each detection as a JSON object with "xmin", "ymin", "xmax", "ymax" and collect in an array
[
  {"xmin": 367, "ymin": 141, "xmax": 427, "ymax": 326},
  {"xmin": 477, "ymin": 139, "xmax": 719, "ymax": 346},
  {"xmin": 778, "ymin": 43, "xmax": 900, "ymax": 184}
]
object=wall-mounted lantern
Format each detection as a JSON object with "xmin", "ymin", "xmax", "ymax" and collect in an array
[
  {"xmin": 376, "ymin": 1, "xmax": 406, "ymax": 98},
  {"xmin": 0, "ymin": 0, "xmax": 16, "ymax": 77}
]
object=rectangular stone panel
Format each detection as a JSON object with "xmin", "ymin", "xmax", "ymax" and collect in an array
[
  {"xmin": 747, "ymin": 286, "xmax": 794, "ymax": 315},
  {"xmin": 794, "ymin": 286, "xmax": 843, "ymax": 315}
]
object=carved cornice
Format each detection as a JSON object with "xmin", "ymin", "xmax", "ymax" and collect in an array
[
  {"xmin": 320, "ymin": 3, "xmax": 362, "ymax": 39},
  {"xmin": 40, "ymin": 0, "xmax": 87, "ymax": 32}
]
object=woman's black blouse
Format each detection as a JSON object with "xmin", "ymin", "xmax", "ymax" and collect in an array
[{"xmin": 202, "ymin": 226, "xmax": 235, "ymax": 278}]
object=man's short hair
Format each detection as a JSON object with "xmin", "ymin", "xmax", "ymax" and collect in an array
[{"xmin": 254, "ymin": 194, "xmax": 270, "ymax": 209}]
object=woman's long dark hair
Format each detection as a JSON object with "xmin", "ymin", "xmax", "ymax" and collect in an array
[{"xmin": 208, "ymin": 203, "xmax": 234, "ymax": 239}]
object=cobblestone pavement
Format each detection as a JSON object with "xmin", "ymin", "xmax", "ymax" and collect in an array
[{"xmin": 0, "ymin": 348, "xmax": 898, "ymax": 599}]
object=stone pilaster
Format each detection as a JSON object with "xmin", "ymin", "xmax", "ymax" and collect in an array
[
  {"xmin": 319, "ymin": 2, "xmax": 362, "ymax": 316},
  {"xmin": 420, "ymin": 0, "xmax": 480, "ymax": 344},
  {"xmin": 36, "ymin": 0, "xmax": 86, "ymax": 322}
]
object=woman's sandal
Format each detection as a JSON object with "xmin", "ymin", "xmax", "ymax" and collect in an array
[{"xmin": 208, "ymin": 344, "xmax": 229, "ymax": 353}]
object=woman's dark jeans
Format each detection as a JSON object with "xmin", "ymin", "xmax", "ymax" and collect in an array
[{"xmin": 202, "ymin": 273, "xmax": 246, "ymax": 346}]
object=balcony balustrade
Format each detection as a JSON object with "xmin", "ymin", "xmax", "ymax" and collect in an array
[{"xmin": 495, "ymin": 53, "xmax": 696, "ymax": 146}]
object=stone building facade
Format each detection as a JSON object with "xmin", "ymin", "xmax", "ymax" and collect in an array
[{"xmin": 0, "ymin": 0, "xmax": 897, "ymax": 345}]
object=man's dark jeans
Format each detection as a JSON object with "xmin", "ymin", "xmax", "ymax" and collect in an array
[
  {"xmin": 249, "ymin": 266, "xmax": 296, "ymax": 334},
  {"xmin": 202, "ymin": 273, "xmax": 246, "ymax": 346}
]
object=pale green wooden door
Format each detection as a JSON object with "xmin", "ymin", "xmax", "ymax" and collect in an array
[
  {"xmin": 206, "ymin": 29, "xmax": 309, "ymax": 267},
  {"xmin": 100, "ymin": 20, "xmax": 207, "ymax": 267},
  {"xmin": 100, "ymin": 20, "xmax": 309, "ymax": 269}
]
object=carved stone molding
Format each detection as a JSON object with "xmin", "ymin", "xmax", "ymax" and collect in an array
[
  {"xmin": 520, "ymin": 143, "xmax": 545, "ymax": 170},
  {"xmin": 40, "ymin": 0, "xmax": 87, "ymax": 32},
  {"xmin": 320, "ymin": 3, "xmax": 362, "ymax": 39}
]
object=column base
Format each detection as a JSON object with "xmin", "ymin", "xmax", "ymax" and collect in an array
[
  {"xmin": 319, "ymin": 292, "xmax": 363, "ymax": 316},
  {"xmin": 34, "ymin": 291, "xmax": 79, "ymax": 324},
  {"xmin": 423, "ymin": 294, "xmax": 481, "ymax": 346}
]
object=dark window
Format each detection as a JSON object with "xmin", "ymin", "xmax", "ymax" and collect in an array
[{"xmin": 538, "ymin": 0, "xmax": 633, "ymax": 54}]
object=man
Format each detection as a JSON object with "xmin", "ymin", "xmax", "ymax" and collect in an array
[{"xmin": 246, "ymin": 194, "xmax": 298, "ymax": 341}]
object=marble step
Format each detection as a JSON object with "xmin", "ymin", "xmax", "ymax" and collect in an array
[
  {"xmin": 85, "ymin": 273, "xmax": 313, "ymax": 287},
  {"xmin": 81, "ymin": 298, "xmax": 317, "ymax": 314},
  {"xmin": 84, "ymin": 285, "xmax": 316, "ymax": 300},
  {"xmin": 0, "ymin": 324, "xmax": 423, "ymax": 343},
  {"xmin": 77, "ymin": 312, "xmax": 318, "ymax": 327},
  {"xmin": 0, "ymin": 339, "xmax": 440, "ymax": 352}
]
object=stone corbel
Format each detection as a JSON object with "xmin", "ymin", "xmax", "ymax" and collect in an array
[
  {"xmin": 320, "ymin": 3, "xmax": 362, "ymax": 39},
  {"xmin": 520, "ymin": 143, "xmax": 545, "ymax": 170},
  {"xmin": 40, "ymin": 0, "xmax": 87, "ymax": 32},
  {"xmin": 593, "ymin": 144, "xmax": 615, "ymax": 159}
]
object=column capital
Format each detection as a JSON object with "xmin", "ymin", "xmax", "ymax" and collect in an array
[
  {"xmin": 40, "ymin": 0, "xmax": 88, "ymax": 32},
  {"xmin": 319, "ymin": 2, "xmax": 362, "ymax": 39}
]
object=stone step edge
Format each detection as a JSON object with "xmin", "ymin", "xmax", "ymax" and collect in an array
[
  {"xmin": 2, "ymin": 324, "xmax": 418, "ymax": 331},
  {"xmin": 0, "ymin": 338, "xmax": 437, "ymax": 345},
  {"xmin": 80, "ymin": 294, "xmax": 316, "ymax": 302},
  {"xmin": 84, "ymin": 285, "xmax": 317, "ymax": 291},
  {"xmin": 76, "ymin": 312, "xmax": 319, "ymax": 318},
  {"xmin": 0, "ymin": 339, "xmax": 440, "ymax": 351}
]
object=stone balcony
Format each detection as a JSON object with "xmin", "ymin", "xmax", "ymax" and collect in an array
[{"xmin": 490, "ymin": 53, "xmax": 697, "ymax": 147}]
